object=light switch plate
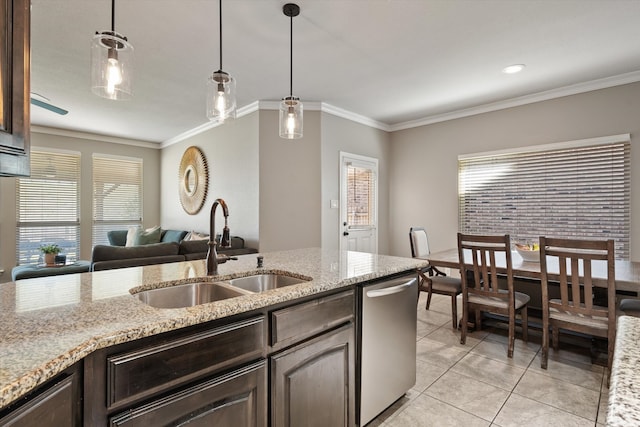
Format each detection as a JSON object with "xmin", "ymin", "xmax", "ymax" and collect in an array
[{"xmin": 330, "ymin": 199, "xmax": 339, "ymax": 209}]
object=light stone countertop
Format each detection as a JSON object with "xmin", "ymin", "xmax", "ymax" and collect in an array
[
  {"xmin": 0, "ymin": 247, "xmax": 426, "ymax": 410},
  {"xmin": 607, "ymin": 315, "xmax": 640, "ymax": 426}
]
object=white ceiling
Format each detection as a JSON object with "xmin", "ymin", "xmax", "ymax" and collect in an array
[{"xmin": 30, "ymin": 0, "xmax": 640, "ymax": 144}]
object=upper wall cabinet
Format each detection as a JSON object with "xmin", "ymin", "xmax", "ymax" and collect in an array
[{"xmin": 0, "ymin": 0, "xmax": 30, "ymax": 177}]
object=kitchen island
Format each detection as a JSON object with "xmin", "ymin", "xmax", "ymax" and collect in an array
[{"xmin": 0, "ymin": 248, "xmax": 426, "ymax": 425}]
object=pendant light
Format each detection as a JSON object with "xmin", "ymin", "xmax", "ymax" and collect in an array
[
  {"xmin": 91, "ymin": 0, "xmax": 133, "ymax": 100},
  {"xmin": 206, "ymin": 0, "xmax": 236, "ymax": 122},
  {"xmin": 279, "ymin": 3, "xmax": 303, "ymax": 139}
]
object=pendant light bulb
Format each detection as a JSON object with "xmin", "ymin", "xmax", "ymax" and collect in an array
[
  {"xmin": 279, "ymin": 3, "xmax": 303, "ymax": 139},
  {"xmin": 207, "ymin": 0, "xmax": 236, "ymax": 122},
  {"xmin": 91, "ymin": 0, "xmax": 133, "ymax": 100}
]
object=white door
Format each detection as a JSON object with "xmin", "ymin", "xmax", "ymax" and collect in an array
[{"xmin": 339, "ymin": 152, "xmax": 378, "ymax": 253}]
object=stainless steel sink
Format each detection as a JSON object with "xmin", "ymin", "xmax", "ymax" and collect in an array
[
  {"xmin": 134, "ymin": 282, "xmax": 248, "ymax": 309},
  {"xmin": 227, "ymin": 274, "xmax": 307, "ymax": 293}
]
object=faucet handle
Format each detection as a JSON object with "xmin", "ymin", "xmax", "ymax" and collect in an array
[{"xmin": 257, "ymin": 255, "xmax": 264, "ymax": 268}]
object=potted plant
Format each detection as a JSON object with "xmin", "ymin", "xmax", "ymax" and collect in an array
[{"xmin": 39, "ymin": 243, "xmax": 61, "ymax": 266}]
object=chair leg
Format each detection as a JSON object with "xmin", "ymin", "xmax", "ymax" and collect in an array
[
  {"xmin": 552, "ymin": 326, "xmax": 559, "ymax": 351},
  {"xmin": 475, "ymin": 309, "xmax": 482, "ymax": 332},
  {"xmin": 450, "ymin": 294, "xmax": 458, "ymax": 329},
  {"xmin": 507, "ymin": 312, "xmax": 515, "ymax": 359},
  {"xmin": 460, "ymin": 303, "xmax": 468, "ymax": 345},
  {"xmin": 425, "ymin": 289, "xmax": 433, "ymax": 310},
  {"xmin": 521, "ymin": 306, "xmax": 528, "ymax": 343},
  {"xmin": 541, "ymin": 313, "xmax": 549, "ymax": 370}
]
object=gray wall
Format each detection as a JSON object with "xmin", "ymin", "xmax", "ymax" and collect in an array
[
  {"xmin": 0, "ymin": 130, "xmax": 161, "ymax": 282},
  {"xmin": 160, "ymin": 113, "xmax": 260, "ymax": 249},
  {"xmin": 321, "ymin": 113, "xmax": 391, "ymax": 254},
  {"xmin": 258, "ymin": 109, "xmax": 322, "ymax": 252},
  {"xmin": 389, "ymin": 82, "xmax": 640, "ymax": 261}
]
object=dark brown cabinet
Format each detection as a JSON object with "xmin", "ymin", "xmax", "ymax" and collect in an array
[
  {"xmin": 270, "ymin": 290, "xmax": 356, "ymax": 427},
  {"xmin": 0, "ymin": 365, "xmax": 81, "ymax": 427},
  {"xmin": 0, "ymin": 0, "xmax": 31, "ymax": 177},
  {"xmin": 271, "ymin": 323, "xmax": 355, "ymax": 427},
  {"xmin": 109, "ymin": 360, "xmax": 267, "ymax": 427}
]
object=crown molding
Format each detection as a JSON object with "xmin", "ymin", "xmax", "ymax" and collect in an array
[
  {"xmin": 390, "ymin": 70, "xmax": 640, "ymax": 132},
  {"xmin": 320, "ymin": 103, "xmax": 391, "ymax": 131},
  {"xmin": 31, "ymin": 125, "xmax": 160, "ymax": 149},
  {"xmin": 161, "ymin": 101, "xmax": 261, "ymax": 148}
]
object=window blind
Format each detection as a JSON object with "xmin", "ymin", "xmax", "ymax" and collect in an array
[
  {"xmin": 92, "ymin": 155, "xmax": 143, "ymax": 246},
  {"xmin": 346, "ymin": 163, "xmax": 377, "ymax": 228},
  {"xmin": 458, "ymin": 136, "xmax": 630, "ymax": 259},
  {"xmin": 16, "ymin": 150, "xmax": 81, "ymax": 264}
]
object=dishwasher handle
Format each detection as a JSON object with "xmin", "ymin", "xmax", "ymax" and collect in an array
[{"xmin": 366, "ymin": 280, "xmax": 414, "ymax": 298}]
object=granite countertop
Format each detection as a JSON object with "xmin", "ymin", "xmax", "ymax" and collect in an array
[
  {"xmin": 0, "ymin": 247, "xmax": 426, "ymax": 410},
  {"xmin": 607, "ymin": 315, "xmax": 640, "ymax": 426}
]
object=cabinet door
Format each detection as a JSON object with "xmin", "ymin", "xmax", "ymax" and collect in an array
[
  {"xmin": 0, "ymin": 369, "xmax": 80, "ymax": 427},
  {"xmin": 0, "ymin": 0, "xmax": 30, "ymax": 177},
  {"xmin": 109, "ymin": 360, "xmax": 267, "ymax": 427},
  {"xmin": 271, "ymin": 323, "xmax": 355, "ymax": 427}
]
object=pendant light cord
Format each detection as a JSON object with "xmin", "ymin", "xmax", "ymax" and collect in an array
[
  {"xmin": 289, "ymin": 13, "xmax": 293, "ymax": 97},
  {"xmin": 111, "ymin": 0, "xmax": 115, "ymax": 32},
  {"xmin": 219, "ymin": 0, "xmax": 223, "ymax": 70}
]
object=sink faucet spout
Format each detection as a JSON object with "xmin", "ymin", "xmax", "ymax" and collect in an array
[{"xmin": 207, "ymin": 198, "xmax": 232, "ymax": 275}]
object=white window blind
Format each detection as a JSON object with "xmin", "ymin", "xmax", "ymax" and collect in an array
[
  {"xmin": 16, "ymin": 150, "xmax": 81, "ymax": 265},
  {"xmin": 458, "ymin": 136, "xmax": 630, "ymax": 259},
  {"xmin": 346, "ymin": 162, "xmax": 377, "ymax": 228},
  {"xmin": 92, "ymin": 155, "xmax": 143, "ymax": 246}
]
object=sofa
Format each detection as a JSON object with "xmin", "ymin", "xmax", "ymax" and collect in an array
[{"xmin": 90, "ymin": 228, "xmax": 257, "ymax": 271}]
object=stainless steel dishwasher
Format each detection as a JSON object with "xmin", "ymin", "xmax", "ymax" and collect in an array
[{"xmin": 359, "ymin": 273, "xmax": 418, "ymax": 426}]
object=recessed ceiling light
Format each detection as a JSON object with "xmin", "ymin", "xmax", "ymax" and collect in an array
[{"xmin": 502, "ymin": 64, "xmax": 526, "ymax": 74}]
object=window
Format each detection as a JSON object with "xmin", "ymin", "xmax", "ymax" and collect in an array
[
  {"xmin": 458, "ymin": 134, "xmax": 630, "ymax": 259},
  {"xmin": 16, "ymin": 150, "xmax": 81, "ymax": 265},
  {"xmin": 92, "ymin": 154, "xmax": 143, "ymax": 246},
  {"xmin": 346, "ymin": 162, "xmax": 377, "ymax": 228}
]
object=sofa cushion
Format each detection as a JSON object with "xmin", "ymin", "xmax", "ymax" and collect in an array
[
  {"xmin": 161, "ymin": 229, "xmax": 188, "ymax": 243},
  {"xmin": 179, "ymin": 239, "xmax": 209, "ymax": 255},
  {"xmin": 184, "ymin": 230, "xmax": 209, "ymax": 241},
  {"xmin": 92, "ymin": 242, "xmax": 180, "ymax": 262}
]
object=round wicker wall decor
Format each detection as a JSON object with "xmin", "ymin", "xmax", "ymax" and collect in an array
[{"xmin": 178, "ymin": 146, "xmax": 209, "ymax": 214}]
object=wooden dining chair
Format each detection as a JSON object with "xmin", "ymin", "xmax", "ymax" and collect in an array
[
  {"xmin": 539, "ymin": 237, "xmax": 616, "ymax": 384},
  {"xmin": 457, "ymin": 233, "xmax": 529, "ymax": 358},
  {"xmin": 409, "ymin": 227, "xmax": 462, "ymax": 328}
]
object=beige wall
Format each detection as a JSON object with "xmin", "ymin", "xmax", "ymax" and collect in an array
[
  {"xmin": 389, "ymin": 82, "xmax": 640, "ymax": 261},
  {"xmin": 321, "ymin": 113, "xmax": 392, "ymax": 254},
  {"xmin": 160, "ymin": 114, "xmax": 260, "ymax": 249},
  {"xmin": 258, "ymin": 109, "xmax": 322, "ymax": 252},
  {"xmin": 0, "ymin": 130, "xmax": 161, "ymax": 282}
]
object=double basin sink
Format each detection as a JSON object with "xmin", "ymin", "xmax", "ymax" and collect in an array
[{"xmin": 134, "ymin": 273, "xmax": 308, "ymax": 309}]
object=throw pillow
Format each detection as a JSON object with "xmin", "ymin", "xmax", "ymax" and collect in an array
[
  {"xmin": 134, "ymin": 226, "xmax": 162, "ymax": 245},
  {"xmin": 185, "ymin": 230, "xmax": 209, "ymax": 241},
  {"xmin": 125, "ymin": 226, "xmax": 141, "ymax": 247},
  {"xmin": 161, "ymin": 229, "xmax": 188, "ymax": 243}
]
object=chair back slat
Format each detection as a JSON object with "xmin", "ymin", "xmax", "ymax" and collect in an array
[
  {"xmin": 458, "ymin": 233, "xmax": 512, "ymax": 299},
  {"xmin": 540, "ymin": 236, "xmax": 615, "ymax": 319}
]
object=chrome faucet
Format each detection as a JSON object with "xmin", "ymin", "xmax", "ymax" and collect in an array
[{"xmin": 207, "ymin": 198, "xmax": 235, "ymax": 275}]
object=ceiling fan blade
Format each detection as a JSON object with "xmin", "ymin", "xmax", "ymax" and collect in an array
[{"xmin": 30, "ymin": 98, "xmax": 68, "ymax": 115}]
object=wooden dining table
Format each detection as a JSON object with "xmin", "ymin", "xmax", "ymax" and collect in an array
[{"xmin": 427, "ymin": 248, "xmax": 640, "ymax": 294}]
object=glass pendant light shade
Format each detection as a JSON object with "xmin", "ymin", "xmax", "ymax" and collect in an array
[
  {"xmin": 206, "ymin": 70, "xmax": 236, "ymax": 122},
  {"xmin": 91, "ymin": 31, "xmax": 133, "ymax": 100},
  {"xmin": 279, "ymin": 96, "xmax": 303, "ymax": 139}
]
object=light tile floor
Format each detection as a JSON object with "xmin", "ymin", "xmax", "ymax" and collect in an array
[{"xmin": 368, "ymin": 293, "xmax": 609, "ymax": 427}]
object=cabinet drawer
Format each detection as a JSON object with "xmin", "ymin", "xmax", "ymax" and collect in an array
[
  {"xmin": 271, "ymin": 290, "xmax": 354, "ymax": 349},
  {"xmin": 110, "ymin": 360, "xmax": 267, "ymax": 427},
  {"xmin": 107, "ymin": 316, "xmax": 265, "ymax": 409}
]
